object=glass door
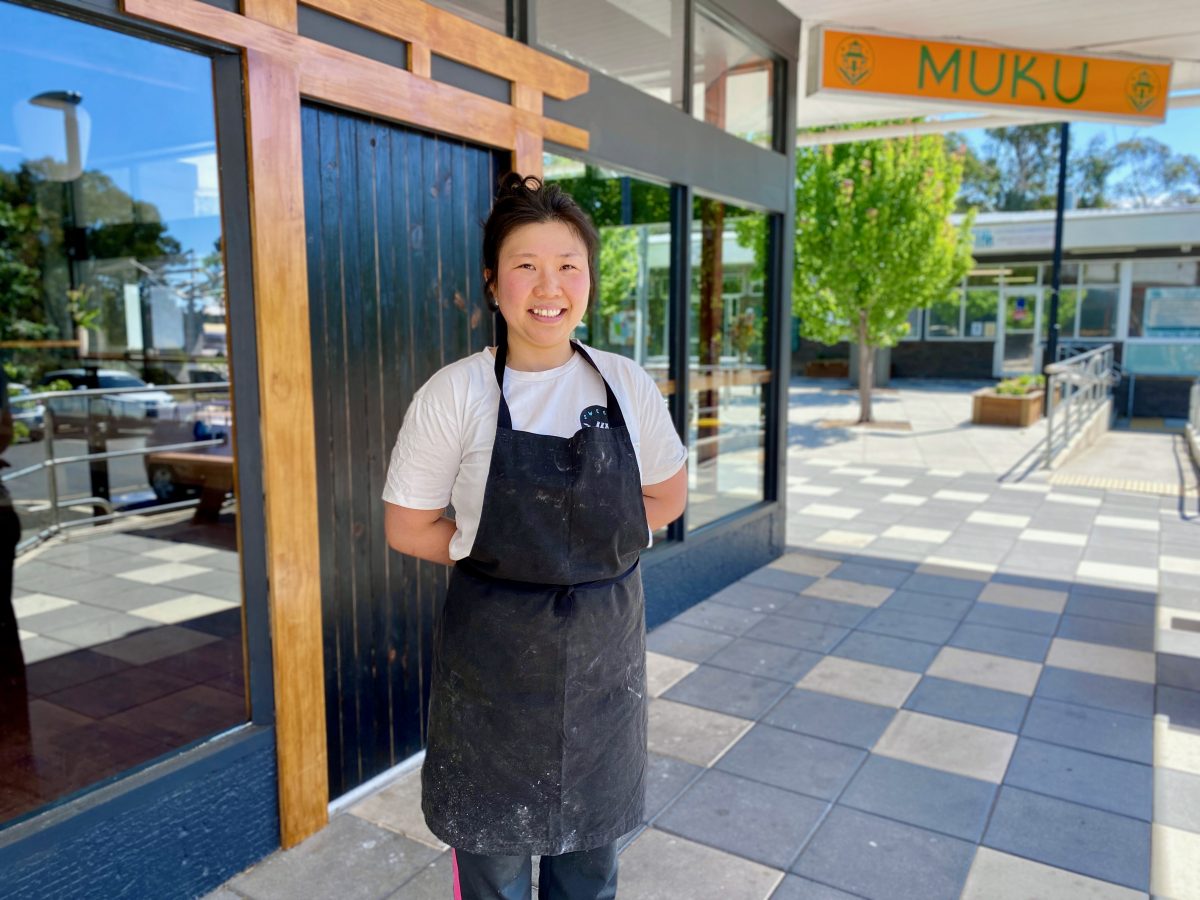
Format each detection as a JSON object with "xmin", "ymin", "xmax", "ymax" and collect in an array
[{"xmin": 998, "ymin": 288, "xmax": 1043, "ymax": 375}]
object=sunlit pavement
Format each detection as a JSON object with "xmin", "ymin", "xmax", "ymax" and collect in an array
[{"xmin": 206, "ymin": 389, "xmax": 1200, "ymax": 900}]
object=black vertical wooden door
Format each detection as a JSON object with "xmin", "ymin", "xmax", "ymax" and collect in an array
[{"xmin": 301, "ymin": 101, "xmax": 504, "ymax": 799}]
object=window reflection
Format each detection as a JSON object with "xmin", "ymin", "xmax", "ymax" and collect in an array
[
  {"xmin": 543, "ymin": 154, "xmax": 676, "ymax": 540},
  {"xmin": 0, "ymin": 3, "xmax": 244, "ymax": 826},
  {"xmin": 692, "ymin": 8, "xmax": 776, "ymax": 149},
  {"xmin": 538, "ymin": 0, "xmax": 686, "ymax": 107},
  {"xmin": 688, "ymin": 196, "xmax": 769, "ymax": 530},
  {"xmin": 425, "ymin": 0, "xmax": 506, "ymax": 34}
]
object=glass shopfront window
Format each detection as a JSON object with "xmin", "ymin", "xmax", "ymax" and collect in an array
[
  {"xmin": 1130, "ymin": 258, "xmax": 1200, "ymax": 337},
  {"xmin": 538, "ymin": 0, "xmax": 686, "ymax": 107},
  {"xmin": 692, "ymin": 7, "xmax": 776, "ymax": 149},
  {"xmin": 426, "ymin": 0, "xmax": 506, "ymax": 34},
  {"xmin": 543, "ymin": 155, "xmax": 675, "ymax": 539},
  {"xmin": 0, "ymin": 3, "xmax": 245, "ymax": 827},
  {"xmin": 688, "ymin": 195, "xmax": 770, "ymax": 530}
]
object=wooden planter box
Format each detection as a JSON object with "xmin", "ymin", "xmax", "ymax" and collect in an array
[
  {"xmin": 972, "ymin": 389, "xmax": 1044, "ymax": 427},
  {"xmin": 806, "ymin": 359, "xmax": 850, "ymax": 378}
]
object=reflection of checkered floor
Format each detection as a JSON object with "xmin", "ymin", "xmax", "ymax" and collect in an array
[
  {"xmin": 209, "ymin": 460, "xmax": 1200, "ymax": 900},
  {"xmin": 6, "ymin": 516, "xmax": 246, "ymax": 823},
  {"xmin": 15, "ymin": 528, "xmax": 242, "ymax": 663}
]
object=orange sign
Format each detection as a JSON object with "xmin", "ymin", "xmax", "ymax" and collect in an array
[{"xmin": 813, "ymin": 27, "xmax": 1171, "ymax": 122}]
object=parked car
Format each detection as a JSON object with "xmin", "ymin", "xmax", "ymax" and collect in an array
[
  {"xmin": 38, "ymin": 369, "xmax": 177, "ymax": 436},
  {"xmin": 144, "ymin": 401, "xmax": 233, "ymax": 504},
  {"xmin": 7, "ymin": 383, "xmax": 45, "ymax": 442}
]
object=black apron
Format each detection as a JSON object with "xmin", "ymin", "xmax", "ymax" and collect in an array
[{"xmin": 422, "ymin": 340, "xmax": 650, "ymax": 857}]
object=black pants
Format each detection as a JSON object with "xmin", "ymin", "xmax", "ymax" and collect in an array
[{"xmin": 452, "ymin": 842, "xmax": 618, "ymax": 900}]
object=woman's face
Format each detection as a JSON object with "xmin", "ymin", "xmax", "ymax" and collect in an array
[{"xmin": 490, "ymin": 220, "xmax": 590, "ymax": 364}]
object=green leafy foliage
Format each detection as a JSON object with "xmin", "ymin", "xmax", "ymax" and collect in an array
[
  {"xmin": 791, "ymin": 132, "xmax": 974, "ymax": 348},
  {"xmin": 994, "ymin": 373, "xmax": 1045, "ymax": 396}
]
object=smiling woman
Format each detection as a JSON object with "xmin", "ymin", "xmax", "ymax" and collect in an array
[{"xmin": 382, "ymin": 173, "xmax": 686, "ymax": 899}]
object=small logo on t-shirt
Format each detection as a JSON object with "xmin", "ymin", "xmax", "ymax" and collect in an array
[{"xmin": 580, "ymin": 405, "xmax": 610, "ymax": 429}]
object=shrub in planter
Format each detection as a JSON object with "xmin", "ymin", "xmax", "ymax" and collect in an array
[{"xmin": 972, "ymin": 374, "xmax": 1045, "ymax": 427}]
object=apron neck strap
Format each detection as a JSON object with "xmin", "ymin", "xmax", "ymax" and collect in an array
[{"xmin": 493, "ymin": 333, "xmax": 626, "ymax": 430}]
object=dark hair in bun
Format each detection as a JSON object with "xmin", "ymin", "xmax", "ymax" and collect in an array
[{"xmin": 482, "ymin": 172, "xmax": 598, "ymax": 311}]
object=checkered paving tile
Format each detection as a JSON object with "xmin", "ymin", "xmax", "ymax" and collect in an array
[{"xmin": 210, "ymin": 457, "xmax": 1199, "ymax": 899}]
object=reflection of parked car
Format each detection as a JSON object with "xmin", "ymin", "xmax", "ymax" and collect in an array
[
  {"xmin": 144, "ymin": 403, "xmax": 233, "ymax": 511},
  {"xmin": 7, "ymin": 384, "xmax": 45, "ymax": 442},
  {"xmin": 39, "ymin": 369, "xmax": 177, "ymax": 436}
]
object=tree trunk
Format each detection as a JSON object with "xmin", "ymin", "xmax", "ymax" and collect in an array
[{"xmin": 857, "ymin": 312, "xmax": 873, "ymax": 424}]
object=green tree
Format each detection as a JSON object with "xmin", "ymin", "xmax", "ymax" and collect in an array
[
  {"xmin": 1110, "ymin": 137, "xmax": 1200, "ymax": 206},
  {"xmin": 793, "ymin": 131, "xmax": 974, "ymax": 422}
]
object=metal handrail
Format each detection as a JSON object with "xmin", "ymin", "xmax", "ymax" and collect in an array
[
  {"xmin": 5, "ymin": 380, "xmax": 233, "ymax": 555},
  {"xmin": 1044, "ymin": 344, "xmax": 1116, "ymax": 468},
  {"xmin": 1190, "ymin": 380, "xmax": 1200, "ymax": 435}
]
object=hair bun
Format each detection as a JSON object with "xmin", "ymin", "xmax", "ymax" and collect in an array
[{"xmin": 497, "ymin": 172, "xmax": 543, "ymax": 199}]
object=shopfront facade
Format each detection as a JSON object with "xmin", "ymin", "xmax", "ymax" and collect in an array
[
  {"xmin": 793, "ymin": 205, "xmax": 1200, "ymax": 415},
  {"xmin": 0, "ymin": 1, "xmax": 799, "ymax": 896}
]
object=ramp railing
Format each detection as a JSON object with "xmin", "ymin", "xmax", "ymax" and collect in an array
[
  {"xmin": 1187, "ymin": 379, "xmax": 1200, "ymax": 470},
  {"xmin": 1044, "ymin": 344, "xmax": 1117, "ymax": 468}
]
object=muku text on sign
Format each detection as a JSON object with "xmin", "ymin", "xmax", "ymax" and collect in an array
[{"xmin": 812, "ymin": 27, "xmax": 1171, "ymax": 123}]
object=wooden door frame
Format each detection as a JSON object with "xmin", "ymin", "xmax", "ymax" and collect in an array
[{"xmin": 120, "ymin": 0, "xmax": 588, "ymax": 847}]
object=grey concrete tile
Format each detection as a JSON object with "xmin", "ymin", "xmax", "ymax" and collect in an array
[
  {"xmin": 1064, "ymin": 594, "xmax": 1155, "ymax": 626},
  {"xmin": 164, "ymin": 571, "xmax": 242, "ymax": 603},
  {"xmin": 948, "ymin": 623, "xmax": 1051, "ymax": 663},
  {"xmin": 717, "ymin": 723, "xmax": 865, "ymax": 801},
  {"xmin": 794, "ymin": 806, "xmax": 975, "ymax": 900},
  {"xmin": 840, "ymin": 755, "xmax": 997, "ymax": 841},
  {"xmin": 744, "ymin": 614, "xmax": 850, "ymax": 652},
  {"xmin": 1035, "ymin": 667, "xmax": 1154, "ymax": 719},
  {"xmin": 775, "ymin": 596, "xmax": 872, "ymax": 629},
  {"xmin": 798, "ymin": 656, "xmax": 921, "ymax": 708},
  {"xmin": 764, "ymin": 689, "xmax": 896, "ymax": 749},
  {"xmin": 351, "ymin": 772, "xmax": 445, "ymax": 851},
  {"xmin": 770, "ymin": 875, "xmax": 860, "ymax": 900},
  {"xmin": 802, "ymin": 578, "xmax": 894, "ymax": 607},
  {"xmin": 657, "ymin": 770, "xmax": 826, "ymax": 869},
  {"xmin": 645, "ymin": 753, "xmax": 704, "ymax": 821},
  {"xmin": 983, "ymin": 786, "xmax": 1149, "ymax": 892},
  {"xmin": 859, "ymin": 608, "xmax": 958, "ymax": 644},
  {"xmin": 1154, "ymin": 767, "xmax": 1200, "ymax": 835},
  {"xmin": 746, "ymin": 568, "xmax": 824, "ymax": 595},
  {"xmin": 1156, "ymin": 652, "xmax": 1200, "ymax": 693},
  {"xmin": 17, "ymin": 601, "xmax": 113, "ymax": 633},
  {"xmin": 705, "ymin": 637, "xmax": 824, "ymax": 683},
  {"xmin": 979, "ymin": 581, "xmax": 1068, "ymax": 614},
  {"xmin": 1057, "ymin": 616, "xmax": 1154, "ymax": 652},
  {"xmin": 960, "ymin": 602, "xmax": 1056, "ymax": 638},
  {"xmin": 673, "ymin": 600, "xmax": 767, "ymax": 636},
  {"xmin": 960, "ymin": 847, "xmax": 1147, "ymax": 900},
  {"xmin": 646, "ymin": 622, "xmax": 734, "ymax": 663},
  {"xmin": 617, "ymin": 828, "xmax": 784, "ymax": 900},
  {"xmin": 831, "ymin": 631, "xmax": 940, "ymax": 674},
  {"xmin": 898, "ymin": 572, "xmax": 985, "ymax": 601},
  {"xmin": 769, "ymin": 552, "xmax": 841, "ymax": 579},
  {"xmin": 904, "ymin": 676, "xmax": 1028, "ymax": 733},
  {"xmin": 384, "ymin": 853, "xmax": 452, "ymax": 900},
  {"xmin": 1046, "ymin": 638, "xmax": 1155, "ymax": 684},
  {"xmin": 1069, "ymin": 583, "xmax": 1156, "ymax": 606},
  {"xmin": 926, "ymin": 646, "xmax": 1042, "ymax": 695},
  {"xmin": 647, "ymin": 699, "xmax": 751, "ymax": 767},
  {"xmin": 1004, "ymin": 738, "xmax": 1152, "ymax": 821},
  {"xmin": 663, "ymin": 665, "xmax": 791, "ymax": 720},
  {"xmin": 1156, "ymin": 685, "xmax": 1200, "ymax": 731},
  {"xmin": 828, "ymin": 561, "xmax": 911, "ymax": 588},
  {"xmin": 708, "ymin": 583, "xmax": 796, "ymax": 615},
  {"xmin": 49, "ymin": 611, "xmax": 158, "ymax": 647},
  {"xmin": 874, "ymin": 710, "xmax": 1016, "ymax": 783},
  {"xmin": 881, "ymin": 589, "xmax": 973, "ymax": 622},
  {"xmin": 230, "ymin": 815, "xmax": 440, "ymax": 900},
  {"xmin": 647, "ymin": 652, "xmax": 697, "ymax": 697},
  {"xmin": 1021, "ymin": 698, "xmax": 1153, "ymax": 764}
]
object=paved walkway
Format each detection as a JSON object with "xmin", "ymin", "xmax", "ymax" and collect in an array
[
  {"xmin": 206, "ymin": 449, "xmax": 1200, "ymax": 900},
  {"xmin": 787, "ymin": 379, "xmax": 1048, "ymax": 476}
]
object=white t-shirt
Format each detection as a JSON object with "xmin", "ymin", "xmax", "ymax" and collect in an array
[{"xmin": 383, "ymin": 344, "xmax": 688, "ymax": 561}]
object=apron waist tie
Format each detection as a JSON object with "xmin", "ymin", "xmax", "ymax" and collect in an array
[{"xmin": 455, "ymin": 559, "xmax": 639, "ymax": 596}]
